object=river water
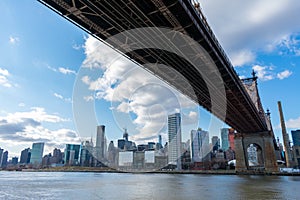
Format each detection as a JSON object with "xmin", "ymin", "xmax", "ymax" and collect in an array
[{"xmin": 0, "ymin": 171, "xmax": 299, "ymax": 200}]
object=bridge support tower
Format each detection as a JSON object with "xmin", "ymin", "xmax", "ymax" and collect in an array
[{"xmin": 234, "ymin": 131, "xmax": 278, "ymax": 173}]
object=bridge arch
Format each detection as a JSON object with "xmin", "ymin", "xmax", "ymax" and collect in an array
[
  {"xmin": 246, "ymin": 143, "xmax": 264, "ymax": 168},
  {"xmin": 235, "ymin": 132, "xmax": 278, "ymax": 172}
]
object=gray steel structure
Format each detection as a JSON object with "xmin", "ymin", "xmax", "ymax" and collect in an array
[{"xmin": 38, "ymin": 0, "xmax": 269, "ymax": 134}]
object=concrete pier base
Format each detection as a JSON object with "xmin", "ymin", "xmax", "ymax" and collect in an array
[{"xmin": 234, "ymin": 131, "xmax": 278, "ymax": 173}]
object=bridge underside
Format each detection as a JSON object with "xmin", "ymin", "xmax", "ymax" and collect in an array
[{"xmin": 39, "ymin": 0, "xmax": 268, "ymax": 134}]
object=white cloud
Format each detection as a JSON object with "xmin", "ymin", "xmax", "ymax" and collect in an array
[
  {"xmin": 252, "ymin": 65, "xmax": 274, "ymax": 81},
  {"xmin": 277, "ymin": 70, "xmax": 292, "ymax": 80},
  {"xmin": 239, "ymin": 75, "xmax": 246, "ymax": 80},
  {"xmin": 182, "ymin": 111, "xmax": 198, "ymax": 125},
  {"xmin": 53, "ymin": 92, "xmax": 72, "ymax": 103},
  {"xmin": 279, "ymin": 35, "xmax": 300, "ymax": 56},
  {"xmin": 47, "ymin": 65, "xmax": 57, "ymax": 72},
  {"xmin": 9, "ymin": 36, "xmax": 19, "ymax": 44},
  {"xmin": 252, "ymin": 65, "xmax": 293, "ymax": 81},
  {"xmin": 4, "ymin": 107, "xmax": 70, "ymax": 123},
  {"xmin": 285, "ymin": 117, "xmax": 300, "ymax": 129},
  {"xmin": 83, "ymin": 95, "xmax": 94, "ymax": 102},
  {"xmin": 0, "ymin": 67, "xmax": 12, "ymax": 87},
  {"xmin": 231, "ymin": 50, "xmax": 255, "ymax": 67},
  {"xmin": 246, "ymin": 1, "xmax": 288, "ymax": 25},
  {"xmin": 0, "ymin": 75, "xmax": 11, "ymax": 88},
  {"xmin": 117, "ymin": 102, "xmax": 130, "ymax": 113},
  {"xmin": 18, "ymin": 103, "xmax": 25, "ymax": 107},
  {"xmin": 72, "ymin": 43, "xmax": 82, "ymax": 50},
  {"xmin": 0, "ymin": 68, "xmax": 9, "ymax": 76},
  {"xmin": 47, "ymin": 65, "xmax": 76, "ymax": 75},
  {"xmin": 82, "ymin": 36, "xmax": 122, "ymax": 69},
  {"xmin": 81, "ymin": 76, "xmax": 90, "ymax": 85},
  {"xmin": 0, "ymin": 108, "xmax": 80, "ymax": 152},
  {"xmin": 266, "ymin": 34, "xmax": 300, "ymax": 56},
  {"xmin": 188, "ymin": 111, "xmax": 197, "ymax": 119},
  {"xmin": 54, "ymin": 92, "xmax": 63, "ymax": 100},
  {"xmin": 200, "ymin": 0, "xmax": 300, "ymax": 66},
  {"xmin": 58, "ymin": 67, "xmax": 76, "ymax": 75}
]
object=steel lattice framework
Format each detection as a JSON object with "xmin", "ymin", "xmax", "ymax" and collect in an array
[{"xmin": 39, "ymin": 0, "xmax": 269, "ymax": 134}]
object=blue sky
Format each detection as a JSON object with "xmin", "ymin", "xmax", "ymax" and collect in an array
[{"xmin": 0, "ymin": 0, "xmax": 300, "ymax": 158}]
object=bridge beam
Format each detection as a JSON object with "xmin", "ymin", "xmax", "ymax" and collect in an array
[{"xmin": 234, "ymin": 132, "xmax": 278, "ymax": 173}]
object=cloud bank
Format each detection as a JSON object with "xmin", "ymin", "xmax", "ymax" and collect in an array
[{"xmin": 0, "ymin": 107, "xmax": 80, "ymax": 154}]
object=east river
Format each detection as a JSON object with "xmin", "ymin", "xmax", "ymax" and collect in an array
[{"xmin": 0, "ymin": 171, "xmax": 299, "ymax": 200}]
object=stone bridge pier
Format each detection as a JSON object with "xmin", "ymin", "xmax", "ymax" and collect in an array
[{"xmin": 234, "ymin": 131, "xmax": 278, "ymax": 173}]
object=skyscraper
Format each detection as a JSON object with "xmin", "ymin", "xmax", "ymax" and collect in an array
[
  {"xmin": 118, "ymin": 139, "xmax": 125, "ymax": 150},
  {"xmin": 123, "ymin": 128, "xmax": 128, "ymax": 142},
  {"xmin": 107, "ymin": 141, "xmax": 117, "ymax": 167},
  {"xmin": 117, "ymin": 129, "xmax": 136, "ymax": 151},
  {"xmin": 291, "ymin": 130, "xmax": 300, "ymax": 146},
  {"xmin": 0, "ymin": 148, "xmax": 3, "ymax": 167},
  {"xmin": 156, "ymin": 135, "xmax": 163, "ymax": 150},
  {"xmin": 228, "ymin": 128, "xmax": 235, "ymax": 150},
  {"xmin": 1, "ymin": 151, "xmax": 8, "ymax": 168},
  {"xmin": 64, "ymin": 144, "xmax": 81, "ymax": 166},
  {"xmin": 96, "ymin": 125, "xmax": 105, "ymax": 161},
  {"xmin": 212, "ymin": 136, "xmax": 220, "ymax": 151},
  {"xmin": 291, "ymin": 130, "xmax": 300, "ymax": 168},
  {"xmin": 191, "ymin": 129, "xmax": 210, "ymax": 162},
  {"xmin": 158, "ymin": 135, "xmax": 162, "ymax": 145},
  {"xmin": 30, "ymin": 142, "xmax": 44, "ymax": 165},
  {"xmin": 221, "ymin": 128, "xmax": 229, "ymax": 151},
  {"xmin": 148, "ymin": 142, "xmax": 155, "ymax": 150},
  {"xmin": 12, "ymin": 157, "xmax": 18, "ymax": 165},
  {"xmin": 51, "ymin": 148, "xmax": 63, "ymax": 164},
  {"xmin": 20, "ymin": 148, "xmax": 31, "ymax": 164},
  {"xmin": 168, "ymin": 113, "xmax": 182, "ymax": 170},
  {"xmin": 80, "ymin": 141, "xmax": 94, "ymax": 167}
]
